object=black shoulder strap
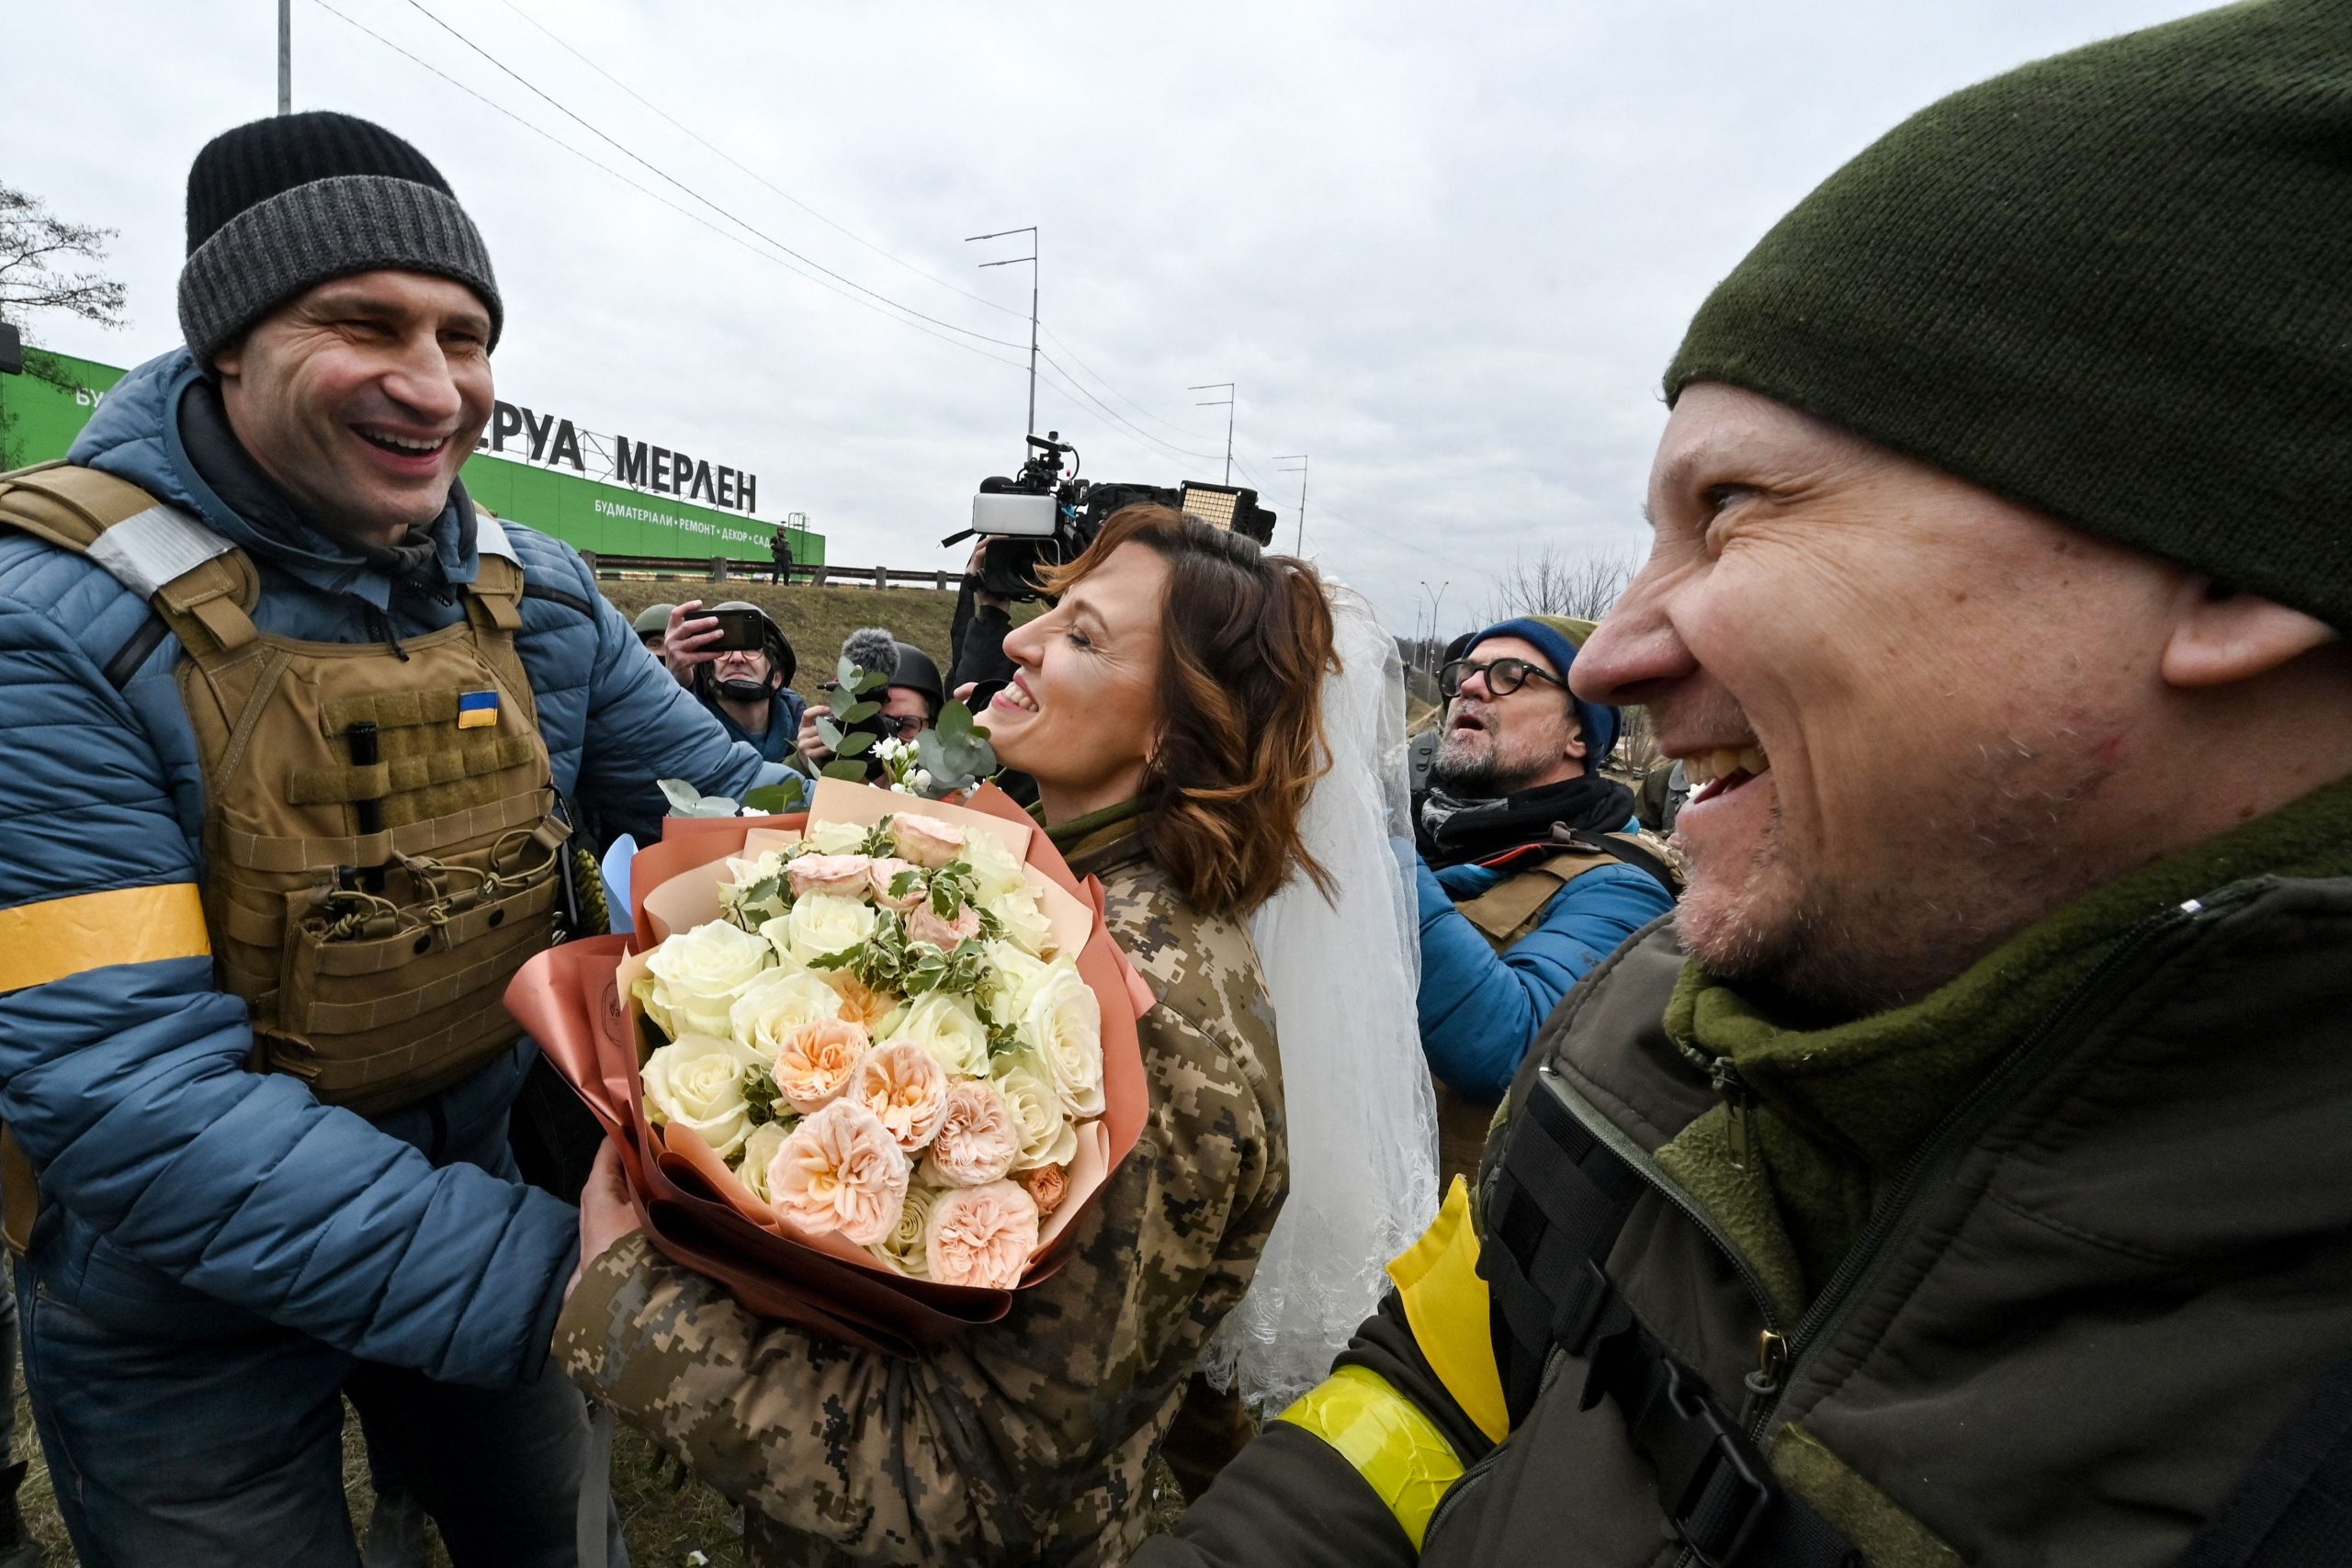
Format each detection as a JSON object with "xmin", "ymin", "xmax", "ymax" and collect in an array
[
  {"xmin": 2175, "ymin": 1357, "xmax": 2352, "ymax": 1568},
  {"xmin": 1478, "ymin": 1067, "xmax": 1860, "ymax": 1567}
]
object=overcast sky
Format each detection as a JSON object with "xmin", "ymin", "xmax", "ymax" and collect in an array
[{"xmin": 14, "ymin": 0, "xmax": 2211, "ymax": 638}]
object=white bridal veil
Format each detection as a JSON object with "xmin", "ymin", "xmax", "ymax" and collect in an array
[{"xmin": 1202, "ymin": 583, "xmax": 1442, "ymax": 1416}]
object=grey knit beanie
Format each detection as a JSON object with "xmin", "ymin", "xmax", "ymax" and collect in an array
[{"xmin": 178, "ymin": 111, "xmax": 502, "ymax": 362}]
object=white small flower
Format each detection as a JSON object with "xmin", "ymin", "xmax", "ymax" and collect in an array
[
  {"xmin": 912, "ymin": 769, "xmax": 933, "ymax": 790},
  {"xmin": 890, "ymin": 783, "xmax": 910, "ymax": 794}
]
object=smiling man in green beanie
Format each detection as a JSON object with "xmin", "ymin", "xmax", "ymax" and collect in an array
[{"xmin": 1139, "ymin": 4, "xmax": 2352, "ymax": 1565}]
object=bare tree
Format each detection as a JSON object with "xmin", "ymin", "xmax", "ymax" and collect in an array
[
  {"xmin": 1486, "ymin": 542, "xmax": 1638, "ymax": 625},
  {"xmin": 0, "ymin": 184, "xmax": 130, "ymax": 337}
]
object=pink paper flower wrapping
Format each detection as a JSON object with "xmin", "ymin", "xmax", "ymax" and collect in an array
[
  {"xmin": 787, "ymin": 853, "xmax": 874, "ymax": 899},
  {"xmin": 905, "ymin": 901, "xmax": 982, "ymax": 952},
  {"xmin": 924, "ymin": 1179, "xmax": 1040, "ymax": 1289},
  {"xmin": 849, "ymin": 1040, "xmax": 949, "ymax": 1153},
  {"xmin": 868, "ymin": 857, "xmax": 926, "ymax": 912},
  {"xmin": 1016, "ymin": 1162, "xmax": 1069, "ymax": 1218},
  {"xmin": 768, "ymin": 1099, "xmax": 911, "ymax": 1247},
  {"xmin": 773, "ymin": 1018, "xmax": 870, "ymax": 1114},
  {"xmin": 926, "ymin": 1077, "xmax": 1022, "ymax": 1187},
  {"xmin": 894, "ymin": 814, "xmax": 966, "ymax": 870}
]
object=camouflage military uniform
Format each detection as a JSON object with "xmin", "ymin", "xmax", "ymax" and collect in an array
[{"xmin": 557, "ymin": 807, "xmax": 1288, "ymax": 1566}]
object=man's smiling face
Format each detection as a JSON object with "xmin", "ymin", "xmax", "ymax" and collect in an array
[
  {"xmin": 1573, "ymin": 382, "xmax": 2189, "ymax": 1011},
  {"xmin": 214, "ymin": 268, "xmax": 493, "ymax": 547}
]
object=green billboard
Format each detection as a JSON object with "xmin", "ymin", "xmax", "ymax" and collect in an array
[{"xmin": 0, "ymin": 348, "xmax": 823, "ymax": 566}]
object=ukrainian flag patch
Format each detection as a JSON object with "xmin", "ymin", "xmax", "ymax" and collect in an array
[{"xmin": 457, "ymin": 690, "xmax": 501, "ymax": 729}]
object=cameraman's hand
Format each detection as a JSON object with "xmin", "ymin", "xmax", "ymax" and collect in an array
[
  {"xmin": 663, "ymin": 598, "xmax": 723, "ymax": 686},
  {"xmin": 797, "ymin": 704, "xmax": 835, "ymax": 767},
  {"xmin": 953, "ymin": 682, "xmax": 978, "ymax": 704},
  {"xmin": 964, "ymin": 538, "xmax": 989, "ymax": 577}
]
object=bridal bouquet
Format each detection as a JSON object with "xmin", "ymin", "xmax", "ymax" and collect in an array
[
  {"xmin": 507, "ymin": 778, "xmax": 1148, "ymax": 1350},
  {"xmin": 639, "ymin": 804, "xmax": 1102, "ymax": 1285}
]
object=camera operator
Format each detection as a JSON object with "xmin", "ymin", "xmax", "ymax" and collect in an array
[
  {"xmin": 948, "ymin": 538, "xmax": 1018, "ymax": 693},
  {"xmin": 663, "ymin": 598, "xmax": 806, "ymax": 765},
  {"xmin": 797, "ymin": 626, "xmax": 943, "ymax": 772}
]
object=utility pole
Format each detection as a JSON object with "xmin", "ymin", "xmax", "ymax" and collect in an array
[
  {"xmin": 1273, "ymin": 455, "xmax": 1308, "ymax": 555},
  {"xmin": 1190, "ymin": 383, "xmax": 1235, "ymax": 484},
  {"xmin": 277, "ymin": 0, "xmax": 292, "ymax": 113},
  {"xmin": 967, "ymin": 226, "xmax": 1038, "ymax": 436},
  {"xmin": 1420, "ymin": 579, "xmax": 1451, "ymax": 677}
]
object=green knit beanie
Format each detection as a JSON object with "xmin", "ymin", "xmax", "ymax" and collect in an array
[{"xmin": 1665, "ymin": 0, "xmax": 2352, "ymax": 630}]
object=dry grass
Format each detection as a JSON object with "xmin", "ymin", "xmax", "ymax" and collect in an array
[{"xmin": 595, "ymin": 580, "xmax": 1036, "ymax": 710}]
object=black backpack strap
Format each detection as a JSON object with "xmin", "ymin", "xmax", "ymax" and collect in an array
[
  {"xmin": 2175, "ymin": 1357, "xmax": 2352, "ymax": 1568},
  {"xmin": 1479, "ymin": 1067, "xmax": 1862, "ymax": 1567},
  {"xmin": 1555, "ymin": 824, "xmax": 1682, "ymax": 897}
]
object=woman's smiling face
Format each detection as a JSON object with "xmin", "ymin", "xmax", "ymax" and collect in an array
[{"xmin": 989, "ymin": 542, "xmax": 1171, "ymax": 824}]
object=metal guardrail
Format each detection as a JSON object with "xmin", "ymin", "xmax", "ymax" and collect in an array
[{"xmin": 581, "ymin": 552, "xmax": 956, "ymax": 590}]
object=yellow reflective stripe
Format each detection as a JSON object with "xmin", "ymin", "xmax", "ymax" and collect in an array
[
  {"xmin": 1387, "ymin": 1175, "xmax": 1511, "ymax": 1442},
  {"xmin": 1276, "ymin": 1364, "xmax": 1465, "ymax": 1551},
  {"xmin": 0, "ymin": 884, "xmax": 210, "ymax": 994}
]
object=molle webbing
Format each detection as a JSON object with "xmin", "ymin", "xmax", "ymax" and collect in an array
[{"xmin": 0, "ymin": 462, "xmax": 563, "ymax": 1125}]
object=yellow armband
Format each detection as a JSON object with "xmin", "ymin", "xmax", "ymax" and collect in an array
[
  {"xmin": 0, "ymin": 883, "xmax": 209, "ymax": 993},
  {"xmin": 1276, "ymin": 1364, "xmax": 1465, "ymax": 1551}
]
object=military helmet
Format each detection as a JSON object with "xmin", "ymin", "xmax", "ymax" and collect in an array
[
  {"xmin": 632, "ymin": 603, "xmax": 676, "ymax": 640},
  {"xmin": 707, "ymin": 600, "xmax": 797, "ymax": 690}
]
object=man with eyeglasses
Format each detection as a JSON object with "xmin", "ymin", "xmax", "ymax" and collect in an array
[
  {"xmin": 1415, "ymin": 615, "xmax": 1676, "ymax": 1183},
  {"xmin": 794, "ymin": 626, "xmax": 944, "ymax": 775}
]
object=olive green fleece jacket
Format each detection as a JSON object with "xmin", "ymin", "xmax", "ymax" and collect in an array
[{"xmin": 1659, "ymin": 775, "xmax": 2352, "ymax": 1316}]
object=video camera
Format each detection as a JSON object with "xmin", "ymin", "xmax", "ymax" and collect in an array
[{"xmin": 945, "ymin": 432, "xmax": 1278, "ymax": 600}]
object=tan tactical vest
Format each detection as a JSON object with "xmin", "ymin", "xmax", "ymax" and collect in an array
[
  {"xmin": 0, "ymin": 462, "xmax": 570, "ymax": 1118},
  {"xmin": 1435, "ymin": 829, "xmax": 1683, "ymax": 1186}
]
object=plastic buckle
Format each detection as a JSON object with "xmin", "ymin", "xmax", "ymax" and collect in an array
[{"xmin": 1658, "ymin": 1360, "xmax": 1773, "ymax": 1568}]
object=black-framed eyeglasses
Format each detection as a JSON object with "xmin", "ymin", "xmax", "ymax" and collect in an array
[
  {"xmin": 1439, "ymin": 657, "xmax": 1566, "ymax": 701},
  {"xmin": 880, "ymin": 715, "xmax": 928, "ymax": 740}
]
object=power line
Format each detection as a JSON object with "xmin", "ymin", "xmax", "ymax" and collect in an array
[
  {"xmin": 398, "ymin": 0, "xmax": 1030, "ymax": 353},
  {"xmin": 306, "ymin": 0, "xmax": 1034, "ymax": 374},
  {"xmin": 488, "ymin": 0, "xmax": 1033, "ymax": 325},
  {"xmin": 1036, "ymin": 322, "xmax": 1223, "ymax": 445}
]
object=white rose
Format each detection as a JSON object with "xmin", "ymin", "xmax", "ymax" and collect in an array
[
  {"xmin": 642, "ymin": 919, "xmax": 775, "ymax": 1040},
  {"xmin": 990, "ymin": 1055, "xmax": 1079, "ymax": 1170},
  {"xmin": 721, "ymin": 849, "xmax": 796, "ymax": 928},
  {"xmin": 962, "ymin": 831, "xmax": 1027, "ymax": 903},
  {"xmin": 783, "ymin": 893, "xmax": 878, "ymax": 967},
  {"xmin": 641, "ymin": 1033, "xmax": 771, "ymax": 1160},
  {"xmin": 1022, "ymin": 960, "xmax": 1104, "ymax": 1119},
  {"xmin": 980, "ymin": 941, "xmax": 1050, "ymax": 1023},
  {"xmin": 894, "ymin": 991, "xmax": 991, "ymax": 1079},
  {"xmin": 737, "ymin": 1119, "xmax": 793, "ymax": 1201},
  {"xmin": 986, "ymin": 886, "xmax": 1055, "ymax": 958},
  {"xmin": 804, "ymin": 818, "xmax": 869, "ymax": 855},
  {"xmin": 730, "ymin": 966, "xmax": 851, "ymax": 1056}
]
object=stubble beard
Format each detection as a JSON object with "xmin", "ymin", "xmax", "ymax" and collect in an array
[
  {"xmin": 1677, "ymin": 733, "xmax": 2119, "ymax": 1018},
  {"xmin": 1430, "ymin": 723, "xmax": 1549, "ymax": 799}
]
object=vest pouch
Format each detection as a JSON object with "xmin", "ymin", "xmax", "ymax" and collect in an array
[{"xmin": 269, "ymin": 841, "xmax": 563, "ymax": 1116}]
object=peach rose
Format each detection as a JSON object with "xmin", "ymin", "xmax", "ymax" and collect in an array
[
  {"xmin": 848, "ymin": 1040, "xmax": 949, "ymax": 1153},
  {"xmin": 893, "ymin": 814, "xmax": 966, "ymax": 870},
  {"xmin": 868, "ymin": 857, "xmax": 926, "ymax": 912},
  {"xmin": 773, "ymin": 1018, "xmax": 869, "ymax": 1114},
  {"xmin": 924, "ymin": 1179, "xmax": 1039, "ymax": 1289},
  {"xmin": 905, "ymin": 900, "xmax": 982, "ymax": 952},
  {"xmin": 767, "ymin": 1099, "xmax": 910, "ymax": 1247},
  {"xmin": 924, "ymin": 1077, "xmax": 1022, "ymax": 1188},
  {"xmin": 788, "ymin": 853, "xmax": 874, "ymax": 899},
  {"xmin": 1015, "ymin": 1162, "xmax": 1069, "ymax": 1218},
  {"xmin": 825, "ymin": 971, "xmax": 901, "ymax": 1035}
]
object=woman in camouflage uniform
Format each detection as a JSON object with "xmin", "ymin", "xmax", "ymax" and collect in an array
[{"xmin": 560, "ymin": 506, "xmax": 1339, "ymax": 1565}]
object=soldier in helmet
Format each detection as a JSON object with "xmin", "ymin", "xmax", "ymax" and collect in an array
[
  {"xmin": 661, "ymin": 597, "xmax": 805, "ymax": 765},
  {"xmin": 631, "ymin": 601, "xmax": 674, "ymax": 655},
  {"xmin": 796, "ymin": 626, "xmax": 944, "ymax": 774}
]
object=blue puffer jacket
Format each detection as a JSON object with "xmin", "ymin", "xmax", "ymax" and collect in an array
[
  {"xmin": 0, "ymin": 349, "xmax": 800, "ymax": 1388},
  {"xmin": 1417, "ymin": 855, "xmax": 1673, "ymax": 1100}
]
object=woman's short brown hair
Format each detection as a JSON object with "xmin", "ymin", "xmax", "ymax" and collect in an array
[{"xmin": 1038, "ymin": 504, "xmax": 1337, "ymax": 917}]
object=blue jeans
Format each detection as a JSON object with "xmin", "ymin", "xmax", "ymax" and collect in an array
[{"xmin": 16, "ymin": 1260, "xmax": 628, "ymax": 1568}]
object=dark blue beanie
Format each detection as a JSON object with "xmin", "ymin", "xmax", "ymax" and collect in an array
[{"xmin": 1463, "ymin": 616, "xmax": 1621, "ymax": 770}]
